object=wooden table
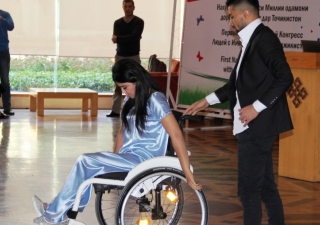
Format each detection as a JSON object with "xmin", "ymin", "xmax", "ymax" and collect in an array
[{"xmin": 29, "ymin": 88, "xmax": 98, "ymax": 116}]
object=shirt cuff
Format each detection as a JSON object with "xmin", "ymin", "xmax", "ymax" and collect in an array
[
  {"xmin": 253, "ymin": 100, "xmax": 267, "ymax": 113},
  {"xmin": 205, "ymin": 92, "xmax": 220, "ymax": 105}
]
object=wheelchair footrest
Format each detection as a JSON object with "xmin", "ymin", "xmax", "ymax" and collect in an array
[{"xmin": 67, "ymin": 209, "xmax": 78, "ymax": 219}]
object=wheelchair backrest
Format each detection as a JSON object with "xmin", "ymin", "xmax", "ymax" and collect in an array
[{"xmin": 165, "ymin": 110, "xmax": 203, "ymax": 157}]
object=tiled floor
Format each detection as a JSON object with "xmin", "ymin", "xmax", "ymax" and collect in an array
[{"xmin": 0, "ymin": 109, "xmax": 319, "ymax": 225}]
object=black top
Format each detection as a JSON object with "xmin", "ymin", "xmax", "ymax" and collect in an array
[{"xmin": 113, "ymin": 16, "xmax": 144, "ymax": 57}]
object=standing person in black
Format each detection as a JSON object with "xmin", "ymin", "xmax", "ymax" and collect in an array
[
  {"xmin": 0, "ymin": 9, "xmax": 14, "ymax": 118},
  {"xmin": 184, "ymin": 0, "xmax": 294, "ymax": 224},
  {"xmin": 107, "ymin": 0, "xmax": 144, "ymax": 117}
]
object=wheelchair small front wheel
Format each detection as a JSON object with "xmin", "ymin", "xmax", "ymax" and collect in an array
[
  {"xmin": 95, "ymin": 187, "xmax": 123, "ymax": 225},
  {"xmin": 115, "ymin": 168, "xmax": 208, "ymax": 225}
]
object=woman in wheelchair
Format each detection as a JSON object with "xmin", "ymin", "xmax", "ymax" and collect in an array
[{"xmin": 32, "ymin": 58, "xmax": 202, "ymax": 225}]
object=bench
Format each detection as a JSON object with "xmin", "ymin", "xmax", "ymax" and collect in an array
[{"xmin": 29, "ymin": 88, "xmax": 98, "ymax": 116}]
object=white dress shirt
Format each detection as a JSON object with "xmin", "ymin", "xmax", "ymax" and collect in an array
[{"xmin": 205, "ymin": 18, "xmax": 267, "ymax": 135}]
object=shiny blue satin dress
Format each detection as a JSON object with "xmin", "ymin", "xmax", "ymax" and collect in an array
[{"xmin": 44, "ymin": 92, "xmax": 171, "ymax": 222}]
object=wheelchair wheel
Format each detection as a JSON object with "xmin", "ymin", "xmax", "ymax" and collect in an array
[
  {"xmin": 115, "ymin": 168, "xmax": 208, "ymax": 225},
  {"xmin": 95, "ymin": 187, "xmax": 123, "ymax": 225}
]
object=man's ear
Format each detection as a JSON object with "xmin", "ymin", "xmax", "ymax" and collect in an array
[{"xmin": 243, "ymin": 9, "xmax": 250, "ymax": 19}]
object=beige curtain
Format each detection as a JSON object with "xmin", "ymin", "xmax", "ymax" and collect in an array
[
  {"xmin": 1, "ymin": 0, "xmax": 56, "ymax": 56},
  {"xmin": 2, "ymin": 0, "xmax": 180, "ymax": 58}
]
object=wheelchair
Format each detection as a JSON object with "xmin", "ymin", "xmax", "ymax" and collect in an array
[{"xmin": 68, "ymin": 114, "xmax": 209, "ymax": 225}]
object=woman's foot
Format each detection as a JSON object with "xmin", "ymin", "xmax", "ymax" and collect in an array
[
  {"xmin": 33, "ymin": 216, "xmax": 68, "ymax": 225},
  {"xmin": 33, "ymin": 216, "xmax": 85, "ymax": 225},
  {"xmin": 32, "ymin": 195, "xmax": 46, "ymax": 216}
]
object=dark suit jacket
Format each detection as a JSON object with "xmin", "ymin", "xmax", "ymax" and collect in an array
[{"xmin": 215, "ymin": 23, "xmax": 294, "ymax": 137}]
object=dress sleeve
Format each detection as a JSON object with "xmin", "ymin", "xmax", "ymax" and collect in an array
[{"xmin": 149, "ymin": 92, "xmax": 172, "ymax": 121}]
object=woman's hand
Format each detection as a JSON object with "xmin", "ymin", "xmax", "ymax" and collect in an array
[
  {"xmin": 114, "ymin": 126, "xmax": 123, "ymax": 153},
  {"xmin": 185, "ymin": 170, "xmax": 202, "ymax": 191}
]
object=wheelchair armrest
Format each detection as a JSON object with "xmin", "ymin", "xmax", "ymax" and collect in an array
[
  {"xmin": 172, "ymin": 110, "xmax": 203, "ymax": 127},
  {"xmin": 95, "ymin": 172, "xmax": 128, "ymax": 180},
  {"xmin": 93, "ymin": 172, "xmax": 128, "ymax": 194},
  {"xmin": 179, "ymin": 115, "xmax": 204, "ymax": 126}
]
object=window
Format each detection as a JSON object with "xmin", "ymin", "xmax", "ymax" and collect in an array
[{"xmin": 2, "ymin": 0, "xmax": 183, "ymax": 92}]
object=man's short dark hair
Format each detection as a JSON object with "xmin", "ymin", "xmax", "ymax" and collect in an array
[
  {"xmin": 226, "ymin": 0, "xmax": 260, "ymax": 14},
  {"xmin": 123, "ymin": 0, "xmax": 134, "ymax": 6}
]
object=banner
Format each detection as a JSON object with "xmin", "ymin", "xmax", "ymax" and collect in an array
[{"xmin": 178, "ymin": 0, "xmax": 320, "ymax": 111}]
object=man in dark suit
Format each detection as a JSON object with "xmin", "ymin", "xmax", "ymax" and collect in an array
[{"xmin": 184, "ymin": 0, "xmax": 293, "ymax": 224}]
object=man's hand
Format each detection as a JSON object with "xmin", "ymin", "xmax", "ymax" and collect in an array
[
  {"xmin": 183, "ymin": 98, "xmax": 209, "ymax": 116},
  {"xmin": 111, "ymin": 35, "xmax": 117, "ymax": 43},
  {"xmin": 238, "ymin": 105, "xmax": 259, "ymax": 127}
]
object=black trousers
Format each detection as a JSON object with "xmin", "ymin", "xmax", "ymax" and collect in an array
[
  {"xmin": 236, "ymin": 129, "xmax": 284, "ymax": 225},
  {"xmin": 0, "ymin": 50, "xmax": 11, "ymax": 110}
]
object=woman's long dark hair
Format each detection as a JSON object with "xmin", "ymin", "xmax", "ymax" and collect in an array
[{"xmin": 112, "ymin": 59, "xmax": 163, "ymax": 134}]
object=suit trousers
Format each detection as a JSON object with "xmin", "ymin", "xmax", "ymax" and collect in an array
[
  {"xmin": 236, "ymin": 129, "xmax": 284, "ymax": 225},
  {"xmin": 111, "ymin": 54, "xmax": 140, "ymax": 114},
  {"xmin": 0, "ymin": 50, "xmax": 11, "ymax": 111}
]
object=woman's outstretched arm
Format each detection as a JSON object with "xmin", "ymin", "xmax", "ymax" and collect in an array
[
  {"xmin": 114, "ymin": 125, "xmax": 123, "ymax": 153},
  {"xmin": 161, "ymin": 114, "xmax": 202, "ymax": 191}
]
